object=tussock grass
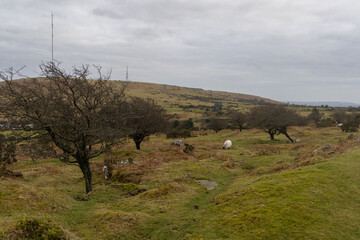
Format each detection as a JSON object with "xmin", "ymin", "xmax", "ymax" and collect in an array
[{"xmin": 1, "ymin": 126, "xmax": 360, "ymax": 239}]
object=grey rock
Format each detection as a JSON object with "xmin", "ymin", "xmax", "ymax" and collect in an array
[
  {"xmin": 102, "ymin": 166, "xmax": 110, "ymax": 180},
  {"xmin": 195, "ymin": 180, "xmax": 218, "ymax": 191},
  {"xmin": 171, "ymin": 140, "xmax": 183, "ymax": 147}
]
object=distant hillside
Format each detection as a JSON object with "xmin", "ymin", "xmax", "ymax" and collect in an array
[
  {"xmin": 286, "ymin": 101, "xmax": 360, "ymax": 108},
  {"xmin": 0, "ymin": 79, "xmax": 280, "ymax": 120},
  {"xmin": 123, "ymin": 81, "xmax": 279, "ymax": 118}
]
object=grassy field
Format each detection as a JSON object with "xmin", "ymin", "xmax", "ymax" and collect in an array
[{"xmin": 1, "ymin": 125, "xmax": 360, "ymax": 239}]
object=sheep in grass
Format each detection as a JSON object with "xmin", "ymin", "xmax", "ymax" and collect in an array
[{"xmin": 223, "ymin": 140, "xmax": 232, "ymax": 149}]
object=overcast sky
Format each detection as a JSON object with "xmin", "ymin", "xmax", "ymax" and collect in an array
[{"xmin": 1, "ymin": 0, "xmax": 360, "ymax": 103}]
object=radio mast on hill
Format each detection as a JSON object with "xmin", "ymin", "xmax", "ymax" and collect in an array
[
  {"xmin": 126, "ymin": 66, "xmax": 129, "ymax": 81},
  {"xmin": 51, "ymin": 12, "xmax": 54, "ymax": 63}
]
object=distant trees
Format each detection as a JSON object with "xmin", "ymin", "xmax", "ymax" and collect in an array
[
  {"xmin": 171, "ymin": 118, "xmax": 194, "ymax": 131},
  {"xmin": 207, "ymin": 118, "xmax": 228, "ymax": 133},
  {"xmin": 179, "ymin": 118, "xmax": 194, "ymax": 130},
  {"xmin": 230, "ymin": 111, "xmax": 247, "ymax": 131},
  {"xmin": 341, "ymin": 116, "xmax": 360, "ymax": 132},
  {"xmin": 166, "ymin": 118, "xmax": 194, "ymax": 139},
  {"xmin": 308, "ymin": 107, "xmax": 322, "ymax": 123},
  {"xmin": 0, "ymin": 62, "xmax": 129, "ymax": 193},
  {"xmin": 316, "ymin": 118, "xmax": 336, "ymax": 128},
  {"xmin": 249, "ymin": 105, "xmax": 301, "ymax": 142},
  {"xmin": 331, "ymin": 110, "xmax": 347, "ymax": 124},
  {"xmin": 127, "ymin": 97, "xmax": 170, "ymax": 150},
  {"xmin": 339, "ymin": 114, "xmax": 360, "ymax": 132}
]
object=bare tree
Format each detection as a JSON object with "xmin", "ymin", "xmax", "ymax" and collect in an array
[
  {"xmin": 230, "ymin": 111, "xmax": 247, "ymax": 131},
  {"xmin": 0, "ymin": 61, "xmax": 129, "ymax": 193},
  {"xmin": 249, "ymin": 105, "xmax": 300, "ymax": 142},
  {"xmin": 127, "ymin": 97, "xmax": 170, "ymax": 150}
]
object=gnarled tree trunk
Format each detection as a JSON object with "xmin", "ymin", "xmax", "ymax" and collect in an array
[
  {"xmin": 79, "ymin": 159, "xmax": 92, "ymax": 194},
  {"xmin": 281, "ymin": 130, "xmax": 294, "ymax": 143},
  {"xmin": 266, "ymin": 129, "xmax": 276, "ymax": 140},
  {"xmin": 135, "ymin": 140, "xmax": 141, "ymax": 150},
  {"xmin": 132, "ymin": 133, "xmax": 145, "ymax": 150}
]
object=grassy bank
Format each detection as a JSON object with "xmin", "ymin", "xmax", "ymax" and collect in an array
[{"xmin": 1, "ymin": 127, "xmax": 360, "ymax": 239}]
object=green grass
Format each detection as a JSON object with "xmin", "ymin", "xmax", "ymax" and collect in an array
[
  {"xmin": 1, "ymin": 127, "xmax": 360, "ymax": 239},
  {"xmin": 202, "ymin": 147, "xmax": 360, "ymax": 239}
]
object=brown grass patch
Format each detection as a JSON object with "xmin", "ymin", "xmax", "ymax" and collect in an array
[
  {"xmin": 215, "ymin": 151, "xmax": 235, "ymax": 162},
  {"xmin": 22, "ymin": 165, "xmax": 60, "ymax": 178},
  {"xmin": 140, "ymin": 182, "xmax": 185, "ymax": 199},
  {"xmin": 291, "ymin": 143, "xmax": 306, "ymax": 151},
  {"xmin": 250, "ymin": 145, "xmax": 281, "ymax": 156},
  {"xmin": 92, "ymin": 147, "xmax": 195, "ymax": 185}
]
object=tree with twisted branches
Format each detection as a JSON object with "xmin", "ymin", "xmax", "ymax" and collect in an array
[
  {"xmin": 127, "ymin": 97, "xmax": 170, "ymax": 150},
  {"xmin": 249, "ymin": 105, "xmax": 300, "ymax": 143},
  {"xmin": 0, "ymin": 61, "xmax": 129, "ymax": 193}
]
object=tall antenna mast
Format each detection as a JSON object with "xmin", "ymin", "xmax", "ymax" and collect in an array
[
  {"xmin": 126, "ymin": 66, "xmax": 129, "ymax": 81},
  {"xmin": 51, "ymin": 12, "xmax": 54, "ymax": 63}
]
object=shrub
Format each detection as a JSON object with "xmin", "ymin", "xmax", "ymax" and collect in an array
[
  {"xmin": 166, "ymin": 129, "xmax": 191, "ymax": 139},
  {"xmin": 111, "ymin": 170, "xmax": 142, "ymax": 184},
  {"xmin": 316, "ymin": 118, "xmax": 336, "ymax": 128},
  {"xmin": 207, "ymin": 118, "xmax": 228, "ymax": 133},
  {"xmin": 180, "ymin": 118, "xmax": 194, "ymax": 130},
  {"xmin": 341, "ymin": 120, "xmax": 359, "ymax": 132},
  {"xmin": 115, "ymin": 183, "xmax": 146, "ymax": 196},
  {"xmin": 308, "ymin": 107, "xmax": 322, "ymax": 123},
  {"xmin": 1, "ymin": 218, "xmax": 68, "ymax": 240},
  {"xmin": 341, "ymin": 116, "xmax": 360, "ymax": 132},
  {"xmin": 183, "ymin": 143, "xmax": 195, "ymax": 154}
]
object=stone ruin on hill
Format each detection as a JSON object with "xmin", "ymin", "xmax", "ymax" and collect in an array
[{"xmin": 213, "ymin": 102, "xmax": 222, "ymax": 112}]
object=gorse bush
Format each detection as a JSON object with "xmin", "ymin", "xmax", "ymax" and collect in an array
[
  {"xmin": 341, "ymin": 119, "xmax": 359, "ymax": 132},
  {"xmin": 316, "ymin": 118, "xmax": 336, "ymax": 128}
]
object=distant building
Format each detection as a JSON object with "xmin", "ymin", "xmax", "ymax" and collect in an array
[{"xmin": 214, "ymin": 102, "xmax": 222, "ymax": 112}]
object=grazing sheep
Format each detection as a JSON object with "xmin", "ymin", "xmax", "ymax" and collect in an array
[
  {"xmin": 171, "ymin": 139, "xmax": 183, "ymax": 147},
  {"xmin": 223, "ymin": 140, "xmax": 232, "ymax": 149},
  {"xmin": 337, "ymin": 123, "xmax": 343, "ymax": 128}
]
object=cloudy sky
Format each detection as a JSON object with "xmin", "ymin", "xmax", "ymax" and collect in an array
[{"xmin": 1, "ymin": 0, "xmax": 360, "ymax": 103}]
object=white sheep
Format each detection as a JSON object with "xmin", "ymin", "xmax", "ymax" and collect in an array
[{"xmin": 223, "ymin": 140, "xmax": 232, "ymax": 149}]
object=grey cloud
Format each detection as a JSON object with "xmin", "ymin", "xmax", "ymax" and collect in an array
[
  {"xmin": 2, "ymin": 0, "xmax": 360, "ymax": 103},
  {"xmin": 92, "ymin": 8, "xmax": 125, "ymax": 19}
]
